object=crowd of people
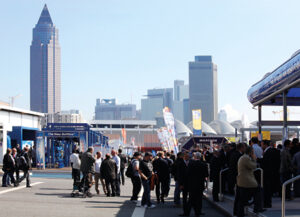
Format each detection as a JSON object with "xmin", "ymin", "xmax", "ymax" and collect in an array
[
  {"xmin": 208, "ymin": 137, "xmax": 300, "ymax": 217},
  {"xmin": 3, "ymin": 137, "xmax": 300, "ymax": 217}
]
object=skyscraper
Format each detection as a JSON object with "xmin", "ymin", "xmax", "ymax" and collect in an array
[
  {"xmin": 30, "ymin": 4, "xmax": 61, "ymax": 114},
  {"xmin": 141, "ymin": 88, "xmax": 173, "ymax": 120},
  {"xmin": 189, "ymin": 56, "xmax": 218, "ymax": 123}
]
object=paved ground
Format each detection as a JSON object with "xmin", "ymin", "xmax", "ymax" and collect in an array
[{"xmin": 0, "ymin": 175, "xmax": 226, "ymax": 217}]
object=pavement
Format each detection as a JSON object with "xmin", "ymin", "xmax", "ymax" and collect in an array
[{"xmin": 0, "ymin": 175, "xmax": 226, "ymax": 217}]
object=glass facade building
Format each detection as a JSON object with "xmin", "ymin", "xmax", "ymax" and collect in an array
[
  {"xmin": 30, "ymin": 5, "xmax": 61, "ymax": 114},
  {"xmin": 189, "ymin": 56, "xmax": 218, "ymax": 123}
]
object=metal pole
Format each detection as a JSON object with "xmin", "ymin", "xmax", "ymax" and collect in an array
[
  {"xmin": 258, "ymin": 105, "xmax": 262, "ymax": 141},
  {"xmin": 282, "ymin": 184, "xmax": 286, "ymax": 217},
  {"xmin": 283, "ymin": 91, "xmax": 288, "ymax": 142}
]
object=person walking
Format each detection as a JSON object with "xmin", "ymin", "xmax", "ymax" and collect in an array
[
  {"xmin": 185, "ymin": 152, "xmax": 208, "ymax": 217},
  {"xmin": 130, "ymin": 152, "xmax": 142, "ymax": 202},
  {"xmin": 111, "ymin": 150, "xmax": 121, "ymax": 196},
  {"xmin": 172, "ymin": 152, "xmax": 184, "ymax": 206},
  {"xmin": 118, "ymin": 149, "xmax": 127, "ymax": 186},
  {"xmin": 80, "ymin": 147, "xmax": 96, "ymax": 197},
  {"xmin": 153, "ymin": 152, "xmax": 170, "ymax": 204},
  {"xmin": 177, "ymin": 151, "xmax": 190, "ymax": 216},
  {"xmin": 210, "ymin": 150, "xmax": 222, "ymax": 202},
  {"xmin": 12, "ymin": 148, "xmax": 20, "ymax": 181},
  {"xmin": 139, "ymin": 152, "xmax": 155, "ymax": 208},
  {"xmin": 94, "ymin": 151, "xmax": 107, "ymax": 195},
  {"xmin": 100, "ymin": 153, "xmax": 117, "ymax": 197},
  {"xmin": 2, "ymin": 148, "xmax": 18, "ymax": 187},
  {"xmin": 18, "ymin": 147, "xmax": 32, "ymax": 187},
  {"xmin": 70, "ymin": 148, "xmax": 81, "ymax": 191}
]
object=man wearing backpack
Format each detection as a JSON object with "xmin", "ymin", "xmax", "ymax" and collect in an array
[
  {"xmin": 129, "ymin": 152, "xmax": 142, "ymax": 202},
  {"xmin": 18, "ymin": 147, "xmax": 31, "ymax": 188}
]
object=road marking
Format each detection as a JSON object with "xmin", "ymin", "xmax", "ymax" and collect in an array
[
  {"xmin": 0, "ymin": 182, "xmax": 44, "ymax": 195},
  {"xmin": 132, "ymin": 187, "xmax": 145, "ymax": 217}
]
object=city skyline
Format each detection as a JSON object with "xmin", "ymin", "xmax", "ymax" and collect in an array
[{"xmin": 2, "ymin": 1, "xmax": 300, "ymax": 122}]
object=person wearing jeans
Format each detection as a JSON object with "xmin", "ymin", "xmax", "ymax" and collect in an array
[{"xmin": 140, "ymin": 152, "xmax": 155, "ymax": 208}]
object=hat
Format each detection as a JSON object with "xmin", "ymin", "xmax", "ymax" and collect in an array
[{"xmin": 144, "ymin": 152, "xmax": 153, "ymax": 157}]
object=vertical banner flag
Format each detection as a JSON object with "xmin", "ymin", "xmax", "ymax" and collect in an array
[
  {"xmin": 121, "ymin": 128, "xmax": 127, "ymax": 144},
  {"xmin": 192, "ymin": 109, "xmax": 202, "ymax": 136},
  {"xmin": 163, "ymin": 107, "xmax": 178, "ymax": 154}
]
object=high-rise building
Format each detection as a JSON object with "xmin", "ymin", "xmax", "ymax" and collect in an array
[
  {"xmin": 141, "ymin": 88, "xmax": 173, "ymax": 120},
  {"xmin": 95, "ymin": 99, "xmax": 136, "ymax": 120},
  {"xmin": 173, "ymin": 80, "xmax": 189, "ymax": 123},
  {"xmin": 30, "ymin": 5, "xmax": 61, "ymax": 114},
  {"xmin": 189, "ymin": 56, "xmax": 218, "ymax": 123}
]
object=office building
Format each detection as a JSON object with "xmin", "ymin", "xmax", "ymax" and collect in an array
[
  {"xmin": 141, "ymin": 88, "xmax": 173, "ymax": 120},
  {"xmin": 44, "ymin": 110, "xmax": 84, "ymax": 125},
  {"xmin": 189, "ymin": 56, "xmax": 218, "ymax": 123},
  {"xmin": 95, "ymin": 99, "xmax": 136, "ymax": 120},
  {"xmin": 173, "ymin": 80, "xmax": 189, "ymax": 123},
  {"xmin": 30, "ymin": 4, "xmax": 61, "ymax": 114}
]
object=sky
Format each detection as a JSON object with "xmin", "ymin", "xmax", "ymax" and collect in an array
[{"xmin": 1, "ymin": 0, "xmax": 300, "ymax": 122}]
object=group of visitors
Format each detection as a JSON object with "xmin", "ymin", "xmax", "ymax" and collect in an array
[
  {"xmin": 207, "ymin": 137, "xmax": 300, "ymax": 217},
  {"xmin": 127, "ymin": 150, "xmax": 208, "ymax": 216},
  {"xmin": 2, "ymin": 145, "xmax": 31, "ymax": 188},
  {"xmin": 69, "ymin": 147, "xmax": 127, "ymax": 197}
]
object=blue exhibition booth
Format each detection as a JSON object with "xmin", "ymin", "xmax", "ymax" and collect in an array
[{"xmin": 41, "ymin": 123, "xmax": 109, "ymax": 168}]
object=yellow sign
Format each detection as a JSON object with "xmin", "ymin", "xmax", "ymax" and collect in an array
[{"xmin": 251, "ymin": 131, "xmax": 271, "ymax": 140}]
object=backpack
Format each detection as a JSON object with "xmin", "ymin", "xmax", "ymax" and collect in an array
[{"xmin": 125, "ymin": 159, "xmax": 136, "ymax": 178}]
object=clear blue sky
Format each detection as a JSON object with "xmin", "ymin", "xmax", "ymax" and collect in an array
[{"xmin": 1, "ymin": 0, "xmax": 300, "ymax": 122}]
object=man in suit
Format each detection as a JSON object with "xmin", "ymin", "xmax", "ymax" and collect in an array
[
  {"xmin": 118, "ymin": 149, "xmax": 127, "ymax": 186},
  {"xmin": 186, "ymin": 152, "xmax": 208, "ymax": 217},
  {"xmin": 261, "ymin": 140, "xmax": 280, "ymax": 208},
  {"xmin": 153, "ymin": 152, "xmax": 170, "ymax": 203},
  {"xmin": 100, "ymin": 153, "xmax": 117, "ymax": 197},
  {"xmin": 80, "ymin": 147, "xmax": 96, "ymax": 196},
  {"xmin": 2, "ymin": 148, "xmax": 18, "ymax": 187},
  {"xmin": 228, "ymin": 143, "xmax": 245, "ymax": 195},
  {"xmin": 177, "ymin": 151, "xmax": 190, "ymax": 216},
  {"xmin": 12, "ymin": 148, "xmax": 20, "ymax": 181},
  {"xmin": 18, "ymin": 147, "xmax": 31, "ymax": 187}
]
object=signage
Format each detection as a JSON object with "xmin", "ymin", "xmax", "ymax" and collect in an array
[
  {"xmin": 192, "ymin": 109, "xmax": 202, "ymax": 136},
  {"xmin": 251, "ymin": 131, "xmax": 271, "ymax": 140}
]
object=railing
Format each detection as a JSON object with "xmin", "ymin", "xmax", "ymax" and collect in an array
[
  {"xmin": 219, "ymin": 168, "xmax": 229, "ymax": 201},
  {"xmin": 282, "ymin": 175, "xmax": 300, "ymax": 217},
  {"xmin": 254, "ymin": 168, "xmax": 264, "ymax": 188}
]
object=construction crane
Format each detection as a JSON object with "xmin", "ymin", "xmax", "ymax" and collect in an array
[{"xmin": 9, "ymin": 94, "xmax": 22, "ymax": 107}]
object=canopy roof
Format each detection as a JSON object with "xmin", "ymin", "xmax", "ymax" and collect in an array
[{"xmin": 247, "ymin": 50, "xmax": 300, "ymax": 106}]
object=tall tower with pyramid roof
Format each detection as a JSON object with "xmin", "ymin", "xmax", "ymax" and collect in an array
[{"xmin": 30, "ymin": 4, "xmax": 61, "ymax": 114}]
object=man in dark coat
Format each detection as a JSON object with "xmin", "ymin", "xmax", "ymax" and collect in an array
[
  {"xmin": 177, "ymin": 151, "xmax": 190, "ymax": 216},
  {"xmin": 100, "ymin": 153, "xmax": 117, "ymax": 197},
  {"xmin": 228, "ymin": 143, "xmax": 245, "ymax": 195},
  {"xmin": 186, "ymin": 152, "xmax": 209, "ymax": 217},
  {"xmin": 260, "ymin": 140, "xmax": 280, "ymax": 208},
  {"xmin": 210, "ymin": 150, "xmax": 223, "ymax": 201},
  {"xmin": 153, "ymin": 152, "xmax": 171, "ymax": 203},
  {"xmin": 172, "ymin": 152, "xmax": 184, "ymax": 206},
  {"xmin": 18, "ymin": 146, "xmax": 31, "ymax": 187},
  {"xmin": 2, "ymin": 148, "xmax": 17, "ymax": 187},
  {"xmin": 118, "ymin": 149, "xmax": 127, "ymax": 186},
  {"xmin": 80, "ymin": 147, "xmax": 96, "ymax": 196}
]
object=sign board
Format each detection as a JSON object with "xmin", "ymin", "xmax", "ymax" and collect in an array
[
  {"xmin": 251, "ymin": 131, "xmax": 271, "ymax": 140},
  {"xmin": 192, "ymin": 109, "xmax": 202, "ymax": 136}
]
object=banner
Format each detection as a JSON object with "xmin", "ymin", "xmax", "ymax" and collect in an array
[
  {"xmin": 162, "ymin": 107, "xmax": 178, "ymax": 154},
  {"xmin": 251, "ymin": 131, "xmax": 271, "ymax": 140},
  {"xmin": 121, "ymin": 128, "xmax": 127, "ymax": 145},
  {"xmin": 192, "ymin": 109, "xmax": 202, "ymax": 136}
]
